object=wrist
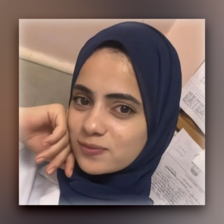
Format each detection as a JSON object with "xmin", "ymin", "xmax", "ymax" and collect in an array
[{"xmin": 19, "ymin": 107, "xmax": 27, "ymax": 143}]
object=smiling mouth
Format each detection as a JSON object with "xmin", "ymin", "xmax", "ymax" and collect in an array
[{"xmin": 78, "ymin": 141, "xmax": 107, "ymax": 156}]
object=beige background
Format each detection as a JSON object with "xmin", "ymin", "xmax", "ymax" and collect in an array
[{"xmin": 19, "ymin": 19, "xmax": 205, "ymax": 107}]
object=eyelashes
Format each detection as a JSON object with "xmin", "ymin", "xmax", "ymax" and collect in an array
[
  {"xmin": 72, "ymin": 96, "xmax": 135, "ymax": 117},
  {"xmin": 112, "ymin": 105, "xmax": 135, "ymax": 115},
  {"xmin": 73, "ymin": 96, "xmax": 91, "ymax": 106}
]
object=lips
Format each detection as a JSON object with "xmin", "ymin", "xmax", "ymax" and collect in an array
[{"xmin": 78, "ymin": 141, "xmax": 107, "ymax": 156}]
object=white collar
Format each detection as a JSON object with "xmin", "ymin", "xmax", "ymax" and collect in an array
[
  {"xmin": 38, "ymin": 165, "xmax": 59, "ymax": 185},
  {"xmin": 38, "ymin": 165, "xmax": 60, "ymax": 205}
]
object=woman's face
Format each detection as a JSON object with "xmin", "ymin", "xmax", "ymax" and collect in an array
[{"xmin": 68, "ymin": 48, "xmax": 147, "ymax": 175}]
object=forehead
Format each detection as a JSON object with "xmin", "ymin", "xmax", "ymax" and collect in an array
[{"xmin": 75, "ymin": 49, "xmax": 141, "ymax": 96}]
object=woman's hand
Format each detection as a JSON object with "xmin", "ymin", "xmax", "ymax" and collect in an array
[{"xmin": 19, "ymin": 104, "xmax": 75, "ymax": 178}]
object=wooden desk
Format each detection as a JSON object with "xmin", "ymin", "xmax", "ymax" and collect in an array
[{"xmin": 176, "ymin": 109, "xmax": 205, "ymax": 149}]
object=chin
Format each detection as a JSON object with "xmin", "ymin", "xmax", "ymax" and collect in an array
[{"xmin": 76, "ymin": 158, "xmax": 113, "ymax": 175}]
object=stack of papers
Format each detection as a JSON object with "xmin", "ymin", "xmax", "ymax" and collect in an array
[
  {"xmin": 180, "ymin": 61, "xmax": 205, "ymax": 133},
  {"xmin": 149, "ymin": 63, "xmax": 206, "ymax": 205},
  {"xmin": 150, "ymin": 129, "xmax": 205, "ymax": 205}
]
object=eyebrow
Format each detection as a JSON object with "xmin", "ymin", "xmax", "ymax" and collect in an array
[
  {"xmin": 73, "ymin": 84, "xmax": 141, "ymax": 106},
  {"xmin": 106, "ymin": 93, "xmax": 141, "ymax": 105},
  {"xmin": 73, "ymin": 84, "xmax": 94, "ymax": 95}
]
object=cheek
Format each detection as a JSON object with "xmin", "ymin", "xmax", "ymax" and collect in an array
[
  {"xmin": 67, "ymin": 109, "xmax": 82, "ymax": 141},
  {"xmin": 110, "ymin": 119, "xmax": 147, "ymax": 155}
]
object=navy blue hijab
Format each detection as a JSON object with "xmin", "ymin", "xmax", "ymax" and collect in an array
[{"xmin": 57, "ymin": 22, "xmax": 182, "ymax": 205}]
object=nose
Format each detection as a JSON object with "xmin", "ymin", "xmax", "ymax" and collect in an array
[{"xmin": 82, "ymin": 105, "xmax": 107, "ymax": 136}]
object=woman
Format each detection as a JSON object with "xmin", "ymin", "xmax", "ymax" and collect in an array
[{"xmin": 19, "ymin": 21, "xmax": 181, "ymax": 205}]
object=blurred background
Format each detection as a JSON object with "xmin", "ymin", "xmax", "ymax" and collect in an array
[{"xmin": 19, "ymin": 19, "xmax": 205, "ymax": 107}]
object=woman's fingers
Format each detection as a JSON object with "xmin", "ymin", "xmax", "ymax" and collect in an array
[
  {"xmin": 35, "ymin": 132, "xmax": 69, "ymax": 163},
  {"xmin": 36, "ymin": 141, "xmax": 75, "ymax": 178},
  {"xmin": 64, "ymin": 152, "xmax": 75, "ymax": 178},
  {"xmin": 44, "ymin": 151, "xmax": 75, "ymax": 178},
  {"xmin": 32, "ymin": 105, "xmax": 74, "ymax": 178},
  {"xmin": 45, "ymin": 144, "xmax": 71, "ymax": 176},
  {"xmin": 41, "ymin": 105, "xmax": 68, "ymax": 146},
  {"xmin": 60, "ymin": 163, "xmax": 65, "ymax": 170},
  {"xmin": 42, "ymin": 118, "xmax": 67, "ymax": 146},
  {"xmin": 42, "ymin": 125, "xmax": 67, "ymax": 147}
]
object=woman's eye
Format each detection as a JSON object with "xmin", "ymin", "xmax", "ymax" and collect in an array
[
  {"xmin": 113, "ymin": 105, "xmax": 134, "ymax": 115},
  {"xmin": 73, "ymin": 97, "xmax": 90, "ymax": 106}
]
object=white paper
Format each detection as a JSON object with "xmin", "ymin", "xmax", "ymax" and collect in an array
[
  {"xmin": 149, "ymin": 129, "xmax": 205, "ymax": 205},
  {"xmin": 180, "ymin": 61, "xmax": 205, "ymax": 133},
  {"xmin": 193, "ymin": 150, "xmax": 205, "ymax": 173}
]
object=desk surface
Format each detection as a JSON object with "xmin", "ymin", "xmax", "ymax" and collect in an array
[{"xmin": 177, "ymin": 109, "xmax": 205, "ymax": 149}]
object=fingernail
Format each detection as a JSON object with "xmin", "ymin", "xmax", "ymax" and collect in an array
[
  {"xmin": 36, "ymin": 157, "xmax": 44, "ymax": 164},
  {"xmin": 47, "ymin": 168, "xmax": 55, "ymax": 175}
]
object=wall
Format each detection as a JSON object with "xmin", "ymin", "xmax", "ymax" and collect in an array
[
  {"xmin": 19, "ymin": 19, "xmax": 176, "ymax": 74},
  {"xmin": 166, "ymin": 19, "xmax": 205, "ymax": 85},
  {"xmin": 19, "ymin": 19, "xmax": 205, "ymax": 85}
]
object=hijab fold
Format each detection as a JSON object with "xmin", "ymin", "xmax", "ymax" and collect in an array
[{"xmin": 57, "ymin": 21, "xmax": 182, "ymax": 205}]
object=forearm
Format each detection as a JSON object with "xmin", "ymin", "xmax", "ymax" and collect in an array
[
  {"xmin": 19, "ymin": 106, "xmax": 37, "ymax": 143},
  {"xmin": 19, "ymin": 107, "xmax": 26, "ymax": 143}
]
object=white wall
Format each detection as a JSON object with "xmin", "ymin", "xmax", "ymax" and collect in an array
[
  {"xmin": 19, "ymin": 19, "xmax": 176, "ymax": 74},
  {"xmin": 19, "ymin": 19, "xmax": 205, "ymax": 85},
  {"xmin": 166, "ymin": 19, "xmax": 205, "ymax": 85}
]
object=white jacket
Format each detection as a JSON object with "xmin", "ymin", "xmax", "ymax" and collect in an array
[
  {"xmin": 19, "ymin": 142, "xmax": 154, "ymax": 205},
  {"xmin": 19, "ymin": 142, "xmax": 60, "ymax": 205}
]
